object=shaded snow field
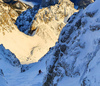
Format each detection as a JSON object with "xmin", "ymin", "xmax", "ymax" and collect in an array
[{"xmin": 0, "ymin": 45, "xmax": 47, "ymax": 86}]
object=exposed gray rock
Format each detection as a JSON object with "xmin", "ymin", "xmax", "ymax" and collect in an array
[
  {"xmin": 42, "ymin": 1, "xmax": 100, "ymax": 86},
  {"xmin": 0, "ymin": 69, "xmax": 4, "ymax": 76}
]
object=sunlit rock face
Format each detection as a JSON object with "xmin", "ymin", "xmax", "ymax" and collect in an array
[
  {"xmin": 2, "ymin": 0, "xmax": 31, "ymax": 15},
  {"xmin": 15, "ymin": 0, "xmax": 77, "ymax": 46},
  {"xmin": 14, "ymin": 0, "xmax": 77, "ymax": 63},
  {"xmin": 0, "ymin": 1, "xmax": 18, "ymax": 35},
  {"xmin": 16, "ymin": 0, "xmax": 76, "ymax": 35},
  {"xmin": 42, "ymin": 0, "xmax": 100, "ymax": 86},
  {"xmin": 30, "ymin": 0, "xmax": 76, "ymax": 37}
]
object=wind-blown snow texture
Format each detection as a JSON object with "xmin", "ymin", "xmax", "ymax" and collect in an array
[{"xmin": 42, "ymin": 0, "xmax": 100, "ymax": 86}]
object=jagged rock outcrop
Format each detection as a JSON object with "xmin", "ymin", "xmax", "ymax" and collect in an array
[
  {"xmin": 0, "ymin": 1, "xmax": 18, "ymax": 35},
  {"xmin": 71, "ymin": 0, "xmax": 94, "ymax": 9},
  {"xmin": 0, "ymin": 1, "xmax": 34, "ymax": 63},
  {"xmin": 16, "ymin": 0, "xmax": 76, "ymax": 35},
  {"xmin": 42, "ymin": 0, "xmax": 100, "ymax": 86},
  {"xmin": 0, "ymin": 44, "xmax": 21, "ymax": 86},
  {"xmin": 13, "ymin": 0, "xmax": 76, "ymax": 63},
  {"xmin": 30, "ymin": 0, "xmax": 76, "ymax": 37},
  {"xmin": 15, "ymin": 5, "xmax": 40, "ymax": 34},
  {"xmin": 8, "ymin": 0, "xmax": 32, "ymax": 15},
  {"xmin": 0, "ymin": 0, "xmax": 31, "ymax": 23},
  {"xmin": 0, "ymin": 44, "xmax": 21, "ymax": 66}
]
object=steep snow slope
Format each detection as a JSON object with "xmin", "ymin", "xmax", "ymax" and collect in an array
[
  {"xmin": 0, "ymin": 44, "xmax": 47, "ymax": 86},
  {"xmin": 0, "ymin": 4, "xmax": 56, "ymax": 63},
  {"xmin": 0, "ymin": 44, "xmax": 21, "ymax": 86},
  {"xmin": 0, "ymin": 25, "xmax": 52, "ymax": 64},
  {"xmin": 0, "ymin": 1, "xmax": 63, "ymax": 64},
  {"xmin": 9, "ymin": 0, "xmax": 76, "ymax": 63},
  {"xmin": 0, "ymin": 69, "xmax": 8, "ymax": 86},
  {"xmin": 42, "ymin": 0, "xmax": 100, "ymax": 86},
  {"xmin": 30, "ymin": 0, "xmax": 76, "ymax": 36},
  {"xmin": 0, "ymin": 75, "xmax": 8, "ymax": 86}
]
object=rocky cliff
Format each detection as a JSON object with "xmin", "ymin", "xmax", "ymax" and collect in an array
[
  {"xmin": 0, "ymin": 1, "xmax": 18, "ymax": 34},
  {"xmin": 14, "ymin": 0, "xmax": 77, "ymax": 63},
  {"xmin": 30, "ymin": 0, "xmax": 76, "ymax": 36},
  {"xmin": 0, "ymin": 44, "xmax": 21, "ymax": 67},
  {"xmin": 0, "ymin": 0, "xmax": 31, "ymax": 22},
  {"xmin": 0, "ymin": 44, "xmax": 21, "ymax": 86},
  {"xmin": 29, "ymin": 0, "xmax": 76, "ymax": 43},
  {"xmin": 42, "ymin": 0, "xmax": 100, "ymax": 86},
  {"xmin": 16, "ymin": 0, "xmax": 76, "ymax": 35}
]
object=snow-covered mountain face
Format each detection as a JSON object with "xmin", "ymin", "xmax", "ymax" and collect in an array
[
  {"xmin": 0, "ymin": 44, "xmax": 21, "ymax": 86},
  {"xmin": 1, "ymin": 0, "xmax": 31, "ymax": 16},
  {"xmin": 15, "ymin": 5, "xmax": 40, "ymax": 34},
  {"xmin": 0, "ymin": 44, "xmax": 21, "ymax": 67},
  {"xmin": 16, "ymin": 0, "xmax": 76, "ymax": 35},
  {"xmin": 0, "ymin": 0, "xmax": 53, "ymax": 64},
  {"xmin": 71, "ymin": 0, "xmax": 94, "ymax": 9},
  {"xmin": 30, "ymin": 0, "xmax": 77, "ymax": 36},
  {"xmin": 0, "ymin": 69, "xmax": 8, "ymax": 86},
  {"xmin": 0, "ymin": 75, "xmax": 8, "ymax": 86},
  {"xmin": 0, "ymin": 44, "xmax": 46, "ymax": 86},
  {"xmin": 42, "ymin": 0, "xmax": 100, "ymax": 86},
  {"xmin": 13, "ymin": 0, "xmax": 76, "ymax": 63}
]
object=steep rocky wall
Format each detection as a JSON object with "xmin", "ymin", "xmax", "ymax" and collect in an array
[
  {"xmin": 42, "ymin": 0, "xmax": 100, "ymax": 86},
  {"xmin": 14, "ymin": 0, "xmax": 77, "ymax": 64},
  {"xmin": 30, "ymin": 0, "xmax": 76, "ymax": 37},
  {"xmin": 0, "ymin": 1, "xmax": 18, "ymax": 35},
  {"xmin": 0, "ymin": 44, "xmax": 21, "ymax": 66},
  {"xmin": 0, "ymin": 0, "xmax": 31, "ymax": 22}
]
